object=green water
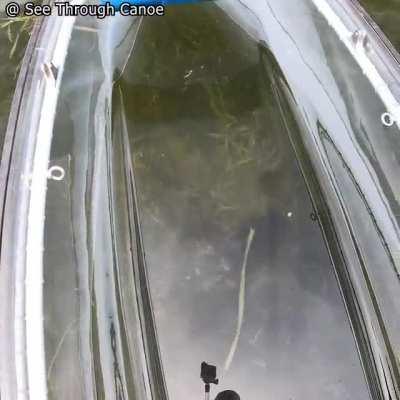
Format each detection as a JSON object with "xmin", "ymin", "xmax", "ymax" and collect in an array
[
  {"xmin": 0, "ymin": 15, "xmax": 32, "ymax": 155},
  {"xmin": 119, "ymin": 5, "xmax": 292, "ymax": 235},
  {"xmin": 0, "ymin": 4, "xmax": 400, "ymax": 159},
  {"xmin": 1, "ymin": 2, "xmax": 400, "ymax": 399},
  {"xmin": 114, "ymin": 4, "xmax": 369, "ymax": 399},
  {"xmin": 359, "ymin": 0, "xmax": 400, "ymax": 51}
]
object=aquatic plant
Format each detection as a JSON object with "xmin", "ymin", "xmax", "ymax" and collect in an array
[
  {"xmin": 0, "ymin": 14, "xmax": 34, "ymax": 151},
  {"xmin": 0, "ymin": 15, "xmax": 35, "ymax": 71},
  {"xmin": 118, "ymin": 4, "xmax": 293, "ymax": 237}
]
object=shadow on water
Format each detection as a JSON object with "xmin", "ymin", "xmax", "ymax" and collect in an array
[{"xmin": 114, "ymin": 4, "xmax": 369, "ymax": 400}]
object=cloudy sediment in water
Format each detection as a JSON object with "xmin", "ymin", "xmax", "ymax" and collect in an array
[
  {"xmin": 116, "ymin": 4, "xmax": 369, "ymax": 399},
  {"xmin": 19, "ymin": 1, "xmax": 400, "ymax": 399}
]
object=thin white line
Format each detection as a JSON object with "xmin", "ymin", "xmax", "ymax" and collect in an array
[
  {"xmin": 223, "ymin": 228, "xmax": 255, "ymax": 372},
  {"xmin": 23, "ymin": 15, "xmax": 77, "ymax": 400}
]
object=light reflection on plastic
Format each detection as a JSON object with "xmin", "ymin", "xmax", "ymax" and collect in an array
[{"xmin": 381, "ymin": 112, "xmax": 396, "ymax": 127}]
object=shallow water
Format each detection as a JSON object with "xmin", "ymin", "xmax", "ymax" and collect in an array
[
  {"xmin": 0, "ymin": 14, "xmax": 31, "ymax": 155},
  {"xmin": 359, "ymin": 0, "xmax": 400, "ymax": 51},
  {"xmin": 36, "ymin": 2, "xmax": 400, "ymax": 399},
  {"xmin": 116, "ymin": 4, "xmax": 369, "ymax": 399}
]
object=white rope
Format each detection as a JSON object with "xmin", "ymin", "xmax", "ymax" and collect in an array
[{"xmin": 223, "ymin": 227, "xmax": 255, "ymax": 372}]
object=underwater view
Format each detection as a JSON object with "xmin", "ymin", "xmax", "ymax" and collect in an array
[
  {"xmin": 0, "ymin": 14, "xmax": 32, "ymax": 154},
  {"xmin": 2, "ymin": 1, "xmax": 400, "ymax": 400},
  {"xmin": 360, "ymin": 0, "xmax": 400, "ymax": 51},
  {"xmin": 115, "ymin": 4, "xmax": 368, "ymax": 399}
]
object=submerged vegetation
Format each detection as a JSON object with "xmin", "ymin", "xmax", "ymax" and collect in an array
[
  {"xmin": 359, "ymin": 0, "xmax": 400, "ymax": 51},
  {"xmin": 0, "ymin": 15, "xmax": 35, "ymax": 61},
  {"xmin": 0, "ymin": 13, "xmax": 33, "ymax": 153},
  {"xmin": 114, "ymin": 6, "xmax": 369, "ymax": 400},
  {"xmin": 118, "ymin": 4, "xmax": 296, "ymax": 236}
]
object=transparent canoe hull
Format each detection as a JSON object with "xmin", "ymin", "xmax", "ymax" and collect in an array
[{"xmin": 1, "ymin": 1, "xmax": 400, "ymax": 400}]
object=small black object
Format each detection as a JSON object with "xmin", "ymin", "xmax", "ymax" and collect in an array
[
  {"xmin": 50, "ymin": 62, "xmax": 59, "ymax": 81},
  {"xmin": 201, "ymin": 362, "xmax": 219, "ymax": 386},
  {"xmin": 215, "ymin": 390, "xmax": 241, "ymax": 400}
]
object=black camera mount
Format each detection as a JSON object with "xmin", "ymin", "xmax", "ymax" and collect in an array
[{"xmin": 201, "ymin": 362, "xmax": 219, "ymax": 400}]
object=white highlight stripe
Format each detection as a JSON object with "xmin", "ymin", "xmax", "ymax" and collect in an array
[
  {"xmin": 23, "ymin": 14, "xmax": 77, "ymax": 400},
  {"xmin": 223, "ymin": 228, "xmax": 255, "ymax": 372},
  {"xmin": 311, "ymin": 0, "xmax": 400, "ymax": 129}
]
